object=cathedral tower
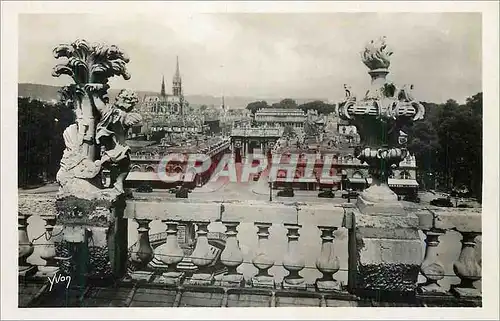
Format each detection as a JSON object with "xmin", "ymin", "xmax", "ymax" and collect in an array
[
  {"xmin": 160, "ymin": 75, "xmax": 166, "ymax": 97},
  {"xmin": 172, "ymin": 56, "xmax": 182, "ymax": 97}
]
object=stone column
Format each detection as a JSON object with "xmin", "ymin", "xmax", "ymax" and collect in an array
[
  {"xmin": 282, "ymin": 224, "xmax": 306, "ymax": 290},
  {"xmin": 418, "ymin": 229, "xmax": 446, "ymax": 294},
  {"xmin": 187, "ymin": 222, "xmax": 215, "ymax": 285},
  {"xmin": 451, "ymin": 232, "xmax": 481, "ymax": 299},
  {"xmin": 155, "ymin": 221, "xmax": 185, "ymax": 286},
  {"xmin": 127, "ymin": 219, "xmax": 154, "ymax": 282},
  {"xmin": 220, "ymin": 222, "xmax": 244, "ymax": 287},
  {"xmin": 315, "ymin": 226, "xmax": 341, "ymax": 291},
  {"xmin": 35, "ymin": 215, "xmax": 59, "ymax": 278},
  {"xmin": 251, "ymin": 223, "xmax": 275, "ymax": 288},
  {"xmin": 18, "ymin": 213, "xmax": 35, "ymax": 277}
]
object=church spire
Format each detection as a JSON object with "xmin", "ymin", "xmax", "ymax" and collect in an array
[
  {"xmin": 172, "ymin": 56, "xmax": 182, "ymax": 97},
  {"xmin": 174, "ymin": 56, "xmax": 180, "ymax": 79},
  {"xmin": 160, "ymin": 75, "xmax": 166, "ymax": 97}
]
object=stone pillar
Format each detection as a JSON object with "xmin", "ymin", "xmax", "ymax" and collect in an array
[
  {"xmin": 451, "ymin": 232, "xmax": 481, "ymax": 299},
  {"xmin": 220, "ymin": 222, "xmax": 244, "ymax": 287},
  {"xmin": 127, "ymin": 219, "xmax": 154, "ymax": 282},
  {"xmin": 18, "ymin": 213, "xmax": 35, "ymax": 277},
  {"xmin": 251, "ymin": 222, "xmax": 275, "ymax": 288},
  {"xmin": 315, "ymin": 226, "xmax": 341, "ymax": 292},
  {"xmin": 282, "ymin": 224, "xmax": 306, "ymax": 290},
  {"xmin": 187, "ymin": 222, "xmax": 215, "ymax": 285},
  {"xmin": 155, "ymin": 221, "xmax": 185, "ymax": 286},
  {"xmin": 54, "ymin": 196, "xmax": 129, "ymax": 285},
  {"xmin": 418, "ymin": 229, "xmax": 446, "ymax": 294},
  {"xmin": 347, "ymin": 208, "xmax": 423, "ymax": 298},
  {"xmin": 35, "ymin": 215, "xmax": 59, "ymax": 278}
]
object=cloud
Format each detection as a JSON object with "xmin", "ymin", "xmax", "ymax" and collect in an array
[{"xmin": 18, "ymin": 12, "xmax": 481, "ymax": 103}]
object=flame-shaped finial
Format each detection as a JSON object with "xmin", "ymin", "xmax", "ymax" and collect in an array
[{"xmin": 361, "ymin": 36, "xmax": 393, "ymax": 70}]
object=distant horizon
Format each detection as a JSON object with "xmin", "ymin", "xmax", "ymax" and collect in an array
[{"xmin": 17, "ymin": 81, "xmax": 481, "ymax": 106}]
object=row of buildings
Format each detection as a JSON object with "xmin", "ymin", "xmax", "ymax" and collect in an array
[{"xmin": 124, "ymin": 57, "xmax": 418, "ymax": 197}]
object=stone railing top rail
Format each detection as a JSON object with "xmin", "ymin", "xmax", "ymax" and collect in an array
[
  {"xmin": 18, "ymin": 194, "xmax": 57, "ymax": 218},
  {"xmin": 18, "ymin": 194, "xmax": 481, "ymax": 233},
  {"xmin": 125, "ymin": 198, "xmax": 346, "ymax": 226}
]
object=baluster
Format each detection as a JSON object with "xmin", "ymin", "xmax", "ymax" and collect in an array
[
  {"xmin": 220, "ymin": 222, "xmax": 244, "ymax": 287},
  {"xmin": 417, "ymin": 229, "xmax": 446, "ymax": 294},
  {"xmin": 251, "ymin": 222, "xmax": 275, "ymax": 288},
  {"xmin": 155, "ymin": 221, "xmax": 185, "ymax": 286},
  {"xmin": 36, "ymin": 216, "xmax": 59, "ymax": 278},
  {"xmin": 315, "ymin": 226, "xmax": 341, "ymax": 291},
  {"xmin": 187, "ymin": 221, "xmax": 215, "ymax": 285},
  {"xmin": 128, "ymin": 219, "xmax": 154, "ymax": 282},
  {"xmin": 18, "ymin": 213, "xmax": 35, "ymax": 277},
  {"xmin": 282, "ymin": 224, "xmax": 306, "ymax": 290},
  {"xmin": 451, "ymin": 232, "xmax": 481, "ymax": 298}
]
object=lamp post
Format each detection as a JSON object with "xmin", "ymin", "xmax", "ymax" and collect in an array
[{"xmin": 347, "ymin": 188, "xmax": 353, "ymax": 203}]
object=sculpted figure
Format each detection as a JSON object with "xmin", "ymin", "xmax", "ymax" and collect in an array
[
  {"xmin": 52, "ymin": 39, "xmax": 140, "ymax": 200},
  {"xmin": 95, "ymin": 89, "xmax": 142, "ymax": 193}
]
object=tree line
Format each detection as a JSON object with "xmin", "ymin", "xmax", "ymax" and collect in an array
[
  {"xmin": 246, "ymin": 98, "xmax": 336, "ymax": 115},
  {"xmin": 403, "ymin": 93, "xmax": 482, "ymax": 200},
  {"xmin": 18, "ymin": 97, "xmax": 74, "ymax": 187}
]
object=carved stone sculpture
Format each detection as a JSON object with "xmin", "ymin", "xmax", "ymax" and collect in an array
[
  {"xmin": 338, "ymin": 36, "xmax": 425, "ymax": 206},
  {"xmin": 53, "ymin": 39, "xmax": 141, "ymax": 201},
  {"xmin": 342, "ymin": 37, "xmax": 425, "ymax": 296},
  {"xmin": 51, "ymin": 39, "xmax": 141, "ymax": 281}
]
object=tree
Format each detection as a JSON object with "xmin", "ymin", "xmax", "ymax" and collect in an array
[
  {"xmin": 246, "ymin": 101, "xmax": 268, "ymax": 115},
  {"xmin": 298, "ymin": 100, "xmax": 336, "ymax": 115},
  {"xmin": 427, "ymin": 96, "xmax": 482, "ymax": 199},
  {"xmin": 18, "ymin": 98, "xmax": 74, "ymax": 187},
  {"xmin": 405, "ymin": 120, "xmax": 440, "ymax": 189},
  {"xmin": 401, "ymin": 94, "xmax": 482, "ymax": 200},
  {"xmin": 466, "ymin": 92, "xmax": 482, "ymax": 117},
  {"xmin": 272, "ymin": 98, "xmax": 297, "ymax": 109}
]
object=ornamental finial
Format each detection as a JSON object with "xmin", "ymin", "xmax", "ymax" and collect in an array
[{"xmin": 361, "ymin": 36, "xmax": 393, "ymax": 70}]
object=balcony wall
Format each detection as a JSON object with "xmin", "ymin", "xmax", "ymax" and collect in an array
[{"xmin": 18, "ymin": 193, "xmax": 482, "ymax": 306}]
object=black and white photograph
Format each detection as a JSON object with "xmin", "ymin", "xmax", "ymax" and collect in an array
[{"xmin": 1, "ymin": 1, "xmax": 499, "ymax": 320}]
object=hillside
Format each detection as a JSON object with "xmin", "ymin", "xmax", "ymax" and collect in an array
[{"xmin": 18, "ymin": 83, "xmax": 327, "ymax": 109}]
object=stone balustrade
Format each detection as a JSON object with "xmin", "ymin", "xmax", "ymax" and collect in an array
[
  {"xmin": 17, "ymin": 193, "xmax": 482, "ymax": 304},
  {"xmin": 415, "ymin": 207, "xmax": 482, "ymax": 301},
  {"xmin": 123, "ymin": 199, "xmax": 346, "ymax": 292},
  {"xmin": 18, "ymin": 195, "xmax": 60, "ymax": 279}
]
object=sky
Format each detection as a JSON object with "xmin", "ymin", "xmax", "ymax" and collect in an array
[{"xmin": 18, "ymin": 12, "xmax": 482, "ymax": 103}]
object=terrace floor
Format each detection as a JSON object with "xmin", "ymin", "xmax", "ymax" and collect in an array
[{"xmin": 19, "ymin": 278, "xmax": 481, "ymax": 308}]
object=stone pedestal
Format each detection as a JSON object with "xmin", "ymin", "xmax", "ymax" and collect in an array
[
  {"xmin": 220, "ymin": 273, "xmax": 245, "ymax": 287},
  {"xmin": 251, "ymin": 275, "xmax": 275, "ymax": 289},
  {"xmin": 34, "ymin": 266, "xmax": 60, "ymax": 279},
  {"xmin": 316, "ymin": 280, "xmax": 341, "ymax": 292},
  {"xmin": 126, "ymin": 270, "xmax": 155, "ymax": 283},
  {"xmin": 157, "ymin": 271, "xmax": 185, "ymax": 286},
  {"xmin": 187, "ymin": 273, "xmax": 214, "ymax": 286},
  {"xmin": 54, "ymin": 195, "xmax": 128, "ymax": 284},
  {"xmin": 347, "ymin": 198, "xmax": 423, "ymax": 297}
]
